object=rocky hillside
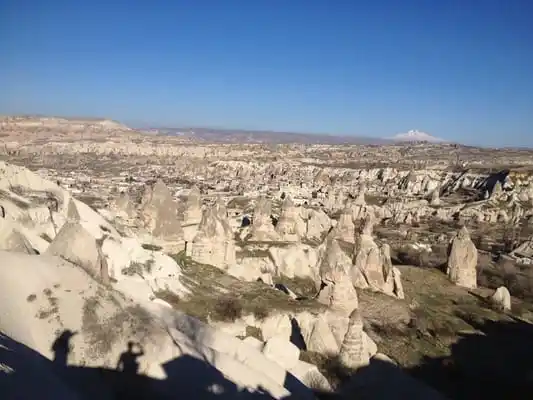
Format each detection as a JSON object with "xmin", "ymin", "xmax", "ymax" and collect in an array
[{"xmin": 1, "ymin": 119, "xmax": 533, "ymax": 399}]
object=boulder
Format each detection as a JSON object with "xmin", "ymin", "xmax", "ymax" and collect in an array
[{"xmin": 490, "ymin": 286, "xmax": 511, "ymax": 311}]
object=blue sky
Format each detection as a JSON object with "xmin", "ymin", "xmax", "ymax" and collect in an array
[{"xmin": 1, "ymin": 0, "xmax": 532, "ymax": 147}]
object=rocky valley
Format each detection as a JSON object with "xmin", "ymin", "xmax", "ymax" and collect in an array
[{"xmin": 1, "ymin": 116, "xmax": 533, "ymax": 399}]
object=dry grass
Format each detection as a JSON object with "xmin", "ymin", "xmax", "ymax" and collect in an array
[
  {"xmin": 372, "ymin": 265, "xmax": 533, "ymax": 371},
  {"xmin": 168, "ymin": 251, "xmax": 324, "ymax": 322},
  {"xmin": 213, "ymin": 297, "xmax": 243, "ymax": 322},
  {"xmin": 81, "ymin": 296, "xmax": 155, "ymax": 360},
  {"xmin": 478, "ymin": 256, "xmax": 533, "ymax": 301},
  {"xmin": 273, "ymin": 275, "xmax": 318, "ymax": 298}
]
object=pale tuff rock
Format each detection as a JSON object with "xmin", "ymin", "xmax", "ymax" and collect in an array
[
  {"xmin": 350, "ymin": 217, "xmax": 405, "ymax": 299},
  {"xmin": 102, "ymin": 236, "xmax": 188, "ymax": 302},
  {"xmin": 0, "ymin": 251, "xmax": 180, "ymax": 380},
  {"xmin": 214, "ymin": 197, "xmax": 234, "ymax": 239},
  {"xmin": 354, "ymin": 184, "xmax": 366, "ymax": 206},
  {"xmin": 248, "ymin": 196, "xmax": 280, "ymax": 241},
  {"xmin": 314, "ymin": 169, "xmax": 332, "ymax": 186},
  {"xmin": 339, "ymin": 308, "xmax": 369, "ymax": 369},
  {"xmin": 0, "ymin": 251, "xmax": 313, "ymax": 399},
  {"xmin": 303, "ymin": 208, "xmax": 332, "ymax": 241},
  {"xmin": 260, "ymin": 313, "xmax": 292, "ymax": 342},
  {"xmin": 0, "ymin": 218, "xmax": 36, "ymax": 254},
  {"xmin": 318, "ymin": 233, "xmax": 353, "ymax": 286},
  {"xmin": 317, "ymin": 268, "xmax": 359, "ymax": 315},
  {"xmin": 183, "ymin": 185, "xmax": 202, "ymax": 225},
  {"xmin": 140, "ymin": 179, "xmax": 183, "ymax": 240},
  {"xmin": 292, "ymin": 312, "xmax": 316, "ymax": 347},
  {"xmin": 189, "ymin": 204, "xmax": 236, "ymax": 270},
  {"xmin": 490, "ymin": 180, "xmax": 503, "ymax": 198},
  {"xmin": 268, "ymin": 243, "xmax": 318, "ymax": 280},
  {"xmin": 510, "ymin": 203, "xmax": 524, "ymax": 225},
  {"xmin": 447, "ymin": 226, "xmax": 478, "ymax": 289},
  {"xmin": 430, "ymin": 186, "xmax": 441, "ymax": 206},
  {"xmin": 381, "ymin": 244, "xmax": 403, "ymax": 299},
  {"xmin": 512, "ymin": 237, "xmax": 533, "ymax": 259},
  {"xmin": 352, "ymin": 229, "xmax": 385, "ymax": 291},
  {"xmin": 380, "ymin": 243, "xmax": 393, "ymax": 283},
  {"xmin": 351, "ymin": 203, "xmax": 375, "ymax": 223},
  {"xmin": 517, "ymin": 182, "xmax": 533, "ymax": 204},
  {"xmin": 242, "ymin": 336, "xmax": 265, "ymax": 352},
  {"xmin": 497, "ymin": 209, "xmax": 510, "ymax": 223},
  {"xmin": 112, "ymin": 191, "xmax": 136, "ymax": 218},
  {"xmin": 322, "ymin": 311, "xmax": 351, "ymax": 350},
  {"xmin": 360, "ymin": 212, "xmax": 375, "ymax": 236},
  {"xmin": 491, "ymin": 286, "xmax": 511, "ymax": 311},
  {"xmin": 332, "ymin": 204, "xmax": 357, "ymax": 243},
  {"xmin": 391, "ymin": 267, "xmax": 405, "ymax": 300},
  {"xmin": 66, "ymin": 198, "xmax": 81, "ymax": 222},
  {"xmin": 324, "ymin": 189, "xmax": 345, "ymax": 211},
  {"xmin": 306, "ymin": 315, "xmax": 340, "ymax": 355},
  {"xmin": 230, "ymin": 255, "xmax": 274, "ymax": 283},
  {"xmin": 0, "ymin": 161, "xmax": 70, "ymax": 216},
  {"xmin": 289, "ymin": 360, "xmax": 332, "ymax": 393},
  {"xmin": 46, "ymin": 222, "xmax": 110, "ymax": 285},
  {"xmin": 275, "ymin": 196, "xmax": 304, "ymax": 240},
  {"xmin": 262, "ymin": 335, "xmax": 301, "ymax": 370}
]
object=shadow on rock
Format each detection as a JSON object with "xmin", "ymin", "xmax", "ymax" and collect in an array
[
  {"xmin": 408, "ymin": 316, "xmax": 533, "ymax": 400},
  {"xmin": 1, "ymin": 330, "xmax": 302, "ymax": 400}
]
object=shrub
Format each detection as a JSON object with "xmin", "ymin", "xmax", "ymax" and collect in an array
[
  {"xmin": 395, "ymin": 247, "xmax": 432, "ymax": 268},
  {"xmin": 251, "ymin": 304, "xmax": 269, "ymax": 321},
  {"xmin": 213, "ymin": 298, "xmax": 243, "ymax": 322},
  {"xmin": 477, "ymin": 257, "xmax": 533, "ymax": 301},
  {"xmin": 141, "ymin": 243, "xmax": 163, "ymax": 251}
]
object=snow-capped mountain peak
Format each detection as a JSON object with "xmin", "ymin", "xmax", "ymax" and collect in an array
[{"xmin": 391, "ymin": 129, "xmax": 444, "ymax": 143}]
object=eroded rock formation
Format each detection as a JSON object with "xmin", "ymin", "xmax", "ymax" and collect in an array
[
  {"xmin": 140, "ymin": 180, "xmax": 183, "ymax": 240},
  {"xmin": 447, "ymin": 226, "xmax": 478, "ymax": 289}
]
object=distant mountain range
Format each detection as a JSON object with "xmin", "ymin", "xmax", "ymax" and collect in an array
[
  {"xmin": 141, "ymin": 126, "xmax": 394, "ymax": 145},
  {"xmin": 137, "ymin": 126, "xmax": 449, "ymax": 145},
  {"xmin": 390, "ymin": 129, "xmax": 445, "ymax": 143}
]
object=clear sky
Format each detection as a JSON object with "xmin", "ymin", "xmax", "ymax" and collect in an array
[{"xmin": 1, "ymin": 0, "xmax": 532, "ymax": 147}]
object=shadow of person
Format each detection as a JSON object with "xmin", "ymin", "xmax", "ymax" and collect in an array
[
  {"xmin": 51, "ymin": 329, "xmax": 77, "ymax": 368},
  {"xmin": 116, "ymin": 341, "xmax": 144, "ymax": 375},
  {"xmin": 115, "ymin": 341, "xmax": 145, "ymax": 399}
]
